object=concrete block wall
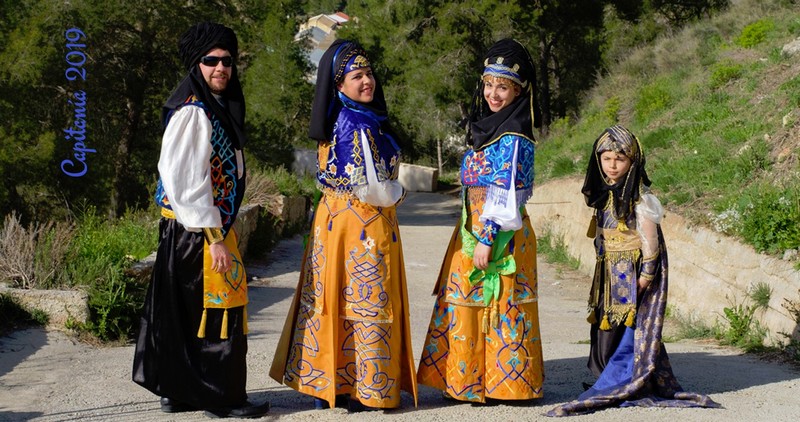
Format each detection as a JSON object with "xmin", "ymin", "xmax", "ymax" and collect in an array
[
  {"xmin": 399, "ymin": 163, "xmax": 438, "ymax": 192},
  {"xmin": 528, "ymin": 177, "xmax": 800, "ymax": 345}
]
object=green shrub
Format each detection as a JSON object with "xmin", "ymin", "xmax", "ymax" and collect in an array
[
  {"xmin": 641, "ymin": 126, "xmax": 676, "ymax": 150},
  {"xmin": 709, "ymin": 62, "xmax": 743, "ymax": 89},
  {"xmin": 635, "ymin": 81, "xmax": 672, "ymax": 123},
  {"xmin": 789, "ymin": 17, "xmax": 800, "ymax": 35},
  {"xmin": 735, "ymin": 19, "xmax": 775, "ymax": 48},
  {"xmin": 736, "ymin": 185, "xmax": 800, "ymax": 254},
  {"xmin": 779, "ymin": 76, "xmax": 800, "ymax": 107},
  {"xmin": 537, "ymin": 227, "xmax": 581, "ymax": 271},
  {"xmin": 64, "ymin": 207, "xmax": 157, "ymax": 341},
  {"xmin": 84, "ymin": 271, "xmax": 145, "ymax": 342},
  {"xmin": 603, "ymin": 96, "xmax": 621, "ymax": 123},
  {"xmin": 716, "ymin": 285, "xmax": 772, "ymax": 352}
]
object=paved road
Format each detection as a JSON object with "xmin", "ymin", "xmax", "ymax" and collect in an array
[{"xmin": 1, "ymin": 192, "xmax": 799, "ymax": 421}]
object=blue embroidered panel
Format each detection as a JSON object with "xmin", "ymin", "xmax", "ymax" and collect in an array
[
  {"xmin": 318, "ymin": 106, "xmax": 401, "ymax": 191},
  {"xmin": 461, "ymin": 135, "xmax": 535, "ymax": 190}
]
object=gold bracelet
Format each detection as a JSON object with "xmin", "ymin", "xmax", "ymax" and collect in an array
[{"xmin": 202, "ymin": 227, "xmax": 224, "ymax": 244}]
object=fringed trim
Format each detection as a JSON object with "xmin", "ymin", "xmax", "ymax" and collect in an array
[
  {"xmin": 599, "ymin": 313, "xmax": 612, "ymax": 331},
  {"xmin": 197, "ymin": 308, "xmax": 208, "ymax": 338},
  {"xmin": 243, "ymin": 306, "xmax": 248, "ymax": 335},
  {"xmin": 486, "ymin": 184, "xmax": 510, "ymax": 207},
  {"xmin": 491, "ymin": 300, "xmax": 499, "ymax": 329},
  {"xmin": 586, "ymin": 215, "xmax": 597, "ymax": 238},
  {"xmin": 624, "ymin": 308, "xmax": 636, "ymax": 327},
  {"xmin": 220, "ymin": 309, "xmax": 229, "ymax": 340},
  {"xmin": 484, "ymin": 185, "xmax": 534, "ymax": 208},
  {"xmin": 604, "ymin": 248, "xmax": 641, "ymax": 263},
  {"xmin": 197, "ymin": 308, "xmax": 241, "ymax": 339},
  {"xmin": 482, "ymin": 300, "xmax": 501, "ymax": 334},
  {"xmin": 586, "ymin": 308, "xmax": 597, "ymax": 324},
  {"xmin": 606, "ymin": 303, "xmax": 635, "ymax": 327},
  {"xmin": 482, "ymin": 305, "xmax": 489, "ymax": 333}
]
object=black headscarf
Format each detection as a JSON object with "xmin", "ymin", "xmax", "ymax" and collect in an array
[
  {"xmin": 162, "ymin": 22, "xmax": 246, "ymax": 149},
  {"xmin": 466, "ymin": 38, "xmax": 541, "ymax": 150},
  {"xmin": 582, "ymin": 125, "xmax": 651, "ymax": 220},
  {"xmin": 308, "ymin": 39, "xmax": 391, "ymax": 141}
]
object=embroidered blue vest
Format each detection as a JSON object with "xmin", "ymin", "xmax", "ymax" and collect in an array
[
  {"xmin": 461, "ymin": 134, "xmax": 535, "ymax": 192},
  {"xmin": 155, "ymin": 96, "xmax": 245, "ymax": 236},
  {"xmin": 317, "ymin": 103, "xmax": 401, "ymax": 192}
]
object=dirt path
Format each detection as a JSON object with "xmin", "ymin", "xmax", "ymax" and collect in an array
[{"xmin": 1, "ymin": 192, "xmax": 799, "ymax": 421}]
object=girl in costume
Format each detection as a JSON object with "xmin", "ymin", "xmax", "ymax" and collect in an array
[
  {"xmin": 547, "ymin": 125, "xmax": 720, "ymax": 416},
  {"xmin": 416, "ymin": 39, "xmax": 544, "ymax": 404},
  {"xmin": 269, "ymin": 39, "xmax": 417, "ymax": 412}
]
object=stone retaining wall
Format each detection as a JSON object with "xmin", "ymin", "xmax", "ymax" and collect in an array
[{"xmin": 528, "ymin": 177, "xmax": 800, "ymax": 346}]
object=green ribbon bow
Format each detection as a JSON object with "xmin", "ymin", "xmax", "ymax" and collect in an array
[
  {"xmin": 458, "ymin": 190, "xmax": 519, "ymax": 306},
  {"xmin": 469, "ymin": 254, "xmax": 516, "ymax": 305}
]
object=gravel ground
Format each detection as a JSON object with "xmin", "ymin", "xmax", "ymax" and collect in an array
[{"xmin": 1, "ymin": 192, "xmax": 799, "ymax": 421}]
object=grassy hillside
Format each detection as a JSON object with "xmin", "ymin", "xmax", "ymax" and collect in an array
[{"xmin": 535, "ymin": 0, "xmax": 800, "ymax": 263}]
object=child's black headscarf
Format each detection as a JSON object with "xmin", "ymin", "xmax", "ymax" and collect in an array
[
  {"xmin": 308, "ymin": 39, "xmax": 391, "ymax": 141},
  {"xmin": 466, "ymin": 38, "xmax": 541, "ymax": 151},
  {"xmin": 582, "ymin": 125, "xmax": 651, "ymax": 220}
]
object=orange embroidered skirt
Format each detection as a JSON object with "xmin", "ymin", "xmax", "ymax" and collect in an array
[
  {"xmin": 416, "ymin": 190, "xmax": 543, "ymax": 402},
  {"xmin": 270, "ymin": 193, "xmax": 417, "ymax": 409}
]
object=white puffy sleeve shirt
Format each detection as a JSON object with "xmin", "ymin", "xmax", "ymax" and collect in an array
[{"xmin": 157, "ymin": 105, "xmax": 221, "ymax": 231}]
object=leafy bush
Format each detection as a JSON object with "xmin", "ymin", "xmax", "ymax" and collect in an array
[
  {"xmin": 736, "ymin": 185, "xmax": 800, "ymax": 254},
  {"xmin": 66, "ymin": 207, "xmax": 157, "ymax": 287},
  {"xmin": 603, "ymin": 96, "xmax": 621, "ymax": 123},
  {"xmin": 537, "ymin": 226, "xmax": 581, "ymax": 271},
  {"xmin": 635, "ymin": 81, "xmax": 672, "ymax": 123},
  {"xmin": 735, "ymin": 19, "xmax": 775, "ymax": 48},
  {"xmin": 716, "ymin": 285, "xmax": 771, "ymax": 352},
  {"xmin": 84, "ymin": 272, "xmax": 145, "ymax": 342},
  {"xmin": 779, "ymin": 76, "xmax": 800, "ymax": 108},
  {"xmin": 63, "ymin": 207, "xmax": 157, "ymax": 341},
  {"xmin": 709, "ymin": 62, "xmax": 743, "ymax": 89}
]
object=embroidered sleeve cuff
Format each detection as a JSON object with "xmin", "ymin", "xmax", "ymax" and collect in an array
[
  {"xmin": 474, "ymin": 219, "xmax": 501, "ymax": 246},
  {"xmin": 639, "ymin": 251, "xmax": 659, "ymax": 281}
]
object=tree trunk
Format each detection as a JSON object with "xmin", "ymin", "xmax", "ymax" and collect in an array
[
  {"xmin": 538, "ymin": 30, "xmax": 552, "ymax": 137},
  {"xmin": 437, "ymin": 138, "xmax": 443, "ymax": 175}
]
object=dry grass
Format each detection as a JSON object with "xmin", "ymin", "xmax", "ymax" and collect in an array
[{"xmin": 0, "ymin": 213, "xmax": 74, "ymax": 289}]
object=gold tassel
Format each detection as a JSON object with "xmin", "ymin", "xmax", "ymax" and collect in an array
[
  {"xmin": 586, "ymin": 215, "xmax": 597, "ymax": 238},
  {"xmin": 197, "ymin": 308, "xmax": 208, "ymax": 338},
  {"xmin": 491, "ymin": 300, "xmax": 499, "ymax": 329},
  {"xmin": 617, "ymin": 219, "xmax": 629, "ymax": 232},
  {"xmin": 220, "ymin": 309, "xmax": 229, "ymax": 340},
  {"xmin": 625, "ymin": 308, "xmax": 636, "ymax": 327},
  {"xmin": 599, "ymin": 313, "xmax": 612, "ymax": 331},
  {"xmin": 243, "ymin": 306, "xmax": 248, "ymax": 335},
  {"xmin": 586, "ymin": 309, "xmax": 597, "ymax": 324},
  {"xmin": 482, "ymin": 306, "xmax": 489, "ymax": 334}
]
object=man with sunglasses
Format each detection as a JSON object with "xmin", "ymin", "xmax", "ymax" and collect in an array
[{"xmin": 132, "ymin": 22, "xmax": 269, "ymax": 419}]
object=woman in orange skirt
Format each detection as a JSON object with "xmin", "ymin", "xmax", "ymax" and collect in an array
[
  {"xmin": 417, "ymin": 39, "xmax": 544, "ymax": 404},
  {"xmin": 269, "ymin": 39, "xmax": 417, "ymax": 412}
]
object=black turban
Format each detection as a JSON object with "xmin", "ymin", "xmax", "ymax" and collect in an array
[
  {"xmin": 466, "ymin": 38, "xmax": 542, "ymax": 150},
  {"xmin": 178, "ymin": 22, "xmax": 239, "ymax": 70},
  {"xmin": 162, "ymin": 22, "xmax": 246, "ymax": 149}
]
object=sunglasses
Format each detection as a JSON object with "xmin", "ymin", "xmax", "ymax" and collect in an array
[{"xmin": 200, "ymin": 55, "xmax": 233, "ymax": 67}]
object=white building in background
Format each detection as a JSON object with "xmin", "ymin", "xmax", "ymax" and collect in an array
[{"xmin": 296, "ymin": 12, "xmax": 351, "ymax": 84}]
